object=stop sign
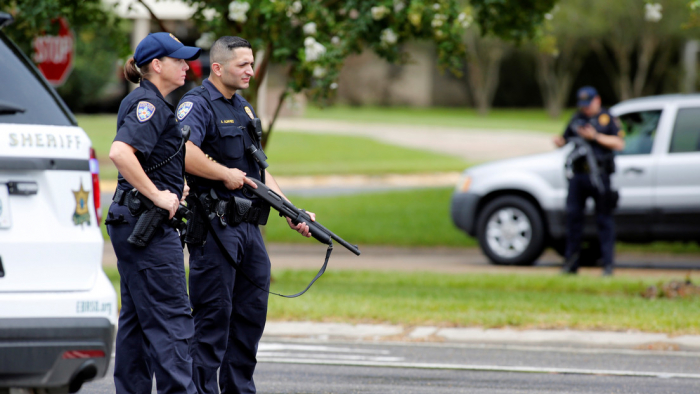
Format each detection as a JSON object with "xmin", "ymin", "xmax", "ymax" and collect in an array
[{"xmin": 32, "ymin": 17, "xmax": 74, "ymax": 87}]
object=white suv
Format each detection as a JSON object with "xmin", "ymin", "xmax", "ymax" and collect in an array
[
  {"xmin": 0, "ymin": 13, "xmax": 117, "ymax": 393},
  {"xmin": 451, "ymin": 94, "xmax": 700, "ymax": 266}
]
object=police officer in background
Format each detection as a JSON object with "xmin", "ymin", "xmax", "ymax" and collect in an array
[
  {"xmin": 106, "ymin": 33, "xmax": 200, "ymax": 393},
  {"xmin": 177, "ymin": 36, "xmax": 314, "ymax": 394},
  {"xmin": 554, "ymin": 86, "xmax": 625, "ymax": 276}
]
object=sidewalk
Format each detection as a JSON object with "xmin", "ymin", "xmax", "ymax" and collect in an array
[
  {"xmin": 273, "ymin": 118, "xmax": 553, "ymax": 162},
  {"xmin": 262, "ymin": 321, "xmax": 700, "ymax": 352}
]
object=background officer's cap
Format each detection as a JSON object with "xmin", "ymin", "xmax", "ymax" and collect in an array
[
  {"xmin": 576, "ymin": 86, "xmax": 598, "ymax": 108},
  {"xmin": 134, "ymin": 32, "xmax": 202, "ymax": 67}
]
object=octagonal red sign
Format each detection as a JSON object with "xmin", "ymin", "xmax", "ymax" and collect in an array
[{"xmin": 32, "ymin": 17, "xmax": 74, "ymax": 87}]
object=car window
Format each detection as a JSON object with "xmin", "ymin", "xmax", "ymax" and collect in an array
[
  {"xmin": 617, "ymin": 110, "xmax": 662, "ymax": 156},
  {"xmin": 0, "ymin": 32, "xmax": 73, "ymax": 126},
  {"xmin": 669, "ymin": 107, "xmax": 700, "ymax": 154}
]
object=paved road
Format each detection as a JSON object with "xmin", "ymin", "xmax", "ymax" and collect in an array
[{"xmin": 81, "ymin": 340, "xmax": 700, "ymax": 393}]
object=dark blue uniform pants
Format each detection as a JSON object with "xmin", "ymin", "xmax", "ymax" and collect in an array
[
  {"xmin": 107, "ymin": 203, "xmax": 197, "ymax": 394},
  {"xmin": 188, "ymin": 220, "xmax": 270, "ymax": 394},
  {"xmin": 565, "ymin": 173, "xmax": 615, "ymax": 270}
]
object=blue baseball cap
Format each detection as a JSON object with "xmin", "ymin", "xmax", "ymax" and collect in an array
[
  {"xmin": 134, "ymin": 32, "xmax": 202, "ymax": 67},
  {"xmin": 576, "ymin": 86, "xmax": 598, "ymax": 108}
]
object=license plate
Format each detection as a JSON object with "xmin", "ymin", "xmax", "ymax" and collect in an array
[{"xmin": 0, "ymin": 186, "xmax": 11, "ymax": 228}]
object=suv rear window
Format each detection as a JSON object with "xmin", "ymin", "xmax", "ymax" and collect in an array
[{"xmin": 0, "ymin": 32, "xmax": 74, "ymax": 126}]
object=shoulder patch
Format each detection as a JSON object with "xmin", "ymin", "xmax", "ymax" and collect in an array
[
  {"xmin": 244, "ymin": 106, "xmax": 254, "ymax": 120},
  {"xmin": 136, "ymin": 101, "xmax": 156, "ymax": 123},
  {"xmin": 177, "ymin": 102, "xmax": 194, "ymax": 121},
  {"xmin": 598, "ymin": 113, "xmax": 610, "ymax": 127}
]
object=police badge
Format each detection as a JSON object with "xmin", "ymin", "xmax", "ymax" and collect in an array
[
  {"xmin": 136, "ymin": 101, "xmax": 156, "ymax": 123},
  {"xmin": 72, "ymin": 183, "xmax": 91, "ymax": 226},
  {"xmin": 244, "ymin": 106, "xmax": 254, "ymax": 120},
  {"xmin": 177, "ymin": 102, "xmax": 193, "ymax": 121}
]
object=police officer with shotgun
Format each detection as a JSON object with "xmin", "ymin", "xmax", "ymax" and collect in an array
[
  {"xmin": 554, "ymin": 86, "xmax": 625, "ymax": 276},
  {"xmin": 177, "ymin": 36, "xmax": 318, "ymax": 394},
  {"xmin": 106, "ymin": 33, "xmax": 201, "ymax": 393}
]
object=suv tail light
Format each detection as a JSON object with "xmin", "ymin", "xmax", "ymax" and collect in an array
[{"xmin": 89, "ymin": 148, "xmax": 101, "ymax": 225}]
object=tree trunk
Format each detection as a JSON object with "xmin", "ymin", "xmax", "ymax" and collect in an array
[
  {"xmin": 593, "ymin": 25, "xmax": 668, "ymax": 101},
  {"xmin": 465, "ymin": 30, "xmax": 505, "ymax": 116},
  {"xmin": 535, "ymin": 38, "xmax": 586, "ymax": 119}
]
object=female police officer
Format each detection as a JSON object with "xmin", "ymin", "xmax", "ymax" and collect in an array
[{"xmin": 106, "ymin": 33, "xmax": 201, "ymax": 394}]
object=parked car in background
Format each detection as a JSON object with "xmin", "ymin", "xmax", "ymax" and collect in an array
[
  {"xmin": 0, "ymin": 13, "xmax": 117, "ymax": 393},
  {"xmin": 451, "ymin": 94, "xmax": 700, "ymax": 265}
]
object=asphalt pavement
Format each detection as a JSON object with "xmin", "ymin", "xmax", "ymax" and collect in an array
[{"xmin": 82, "ymin": 338, "xmax": 700, "ymax": 393}]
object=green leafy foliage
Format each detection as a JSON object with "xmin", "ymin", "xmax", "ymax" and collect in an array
[
  {"xmin": 1, "ymin": 0, "xmax": 128, "ymax": 57},
  {"xmin": 186, "ymin": 0, "xmax": 471, "ymax": 107},
  {"xmin": 470, "ymin": 0, "xmax": 558, "ymax": 42}
]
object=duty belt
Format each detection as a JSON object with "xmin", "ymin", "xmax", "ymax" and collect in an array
[
  {"xmin": 205, "ymin": 191, "xmax": 269, "ymax": 227},
  {"xmin": 112, "ymin": 188, "xmax": 155, "ymax": 216}
]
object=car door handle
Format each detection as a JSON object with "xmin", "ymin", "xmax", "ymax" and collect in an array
[{"xmin": 623, "ymin": 167, "xmax": 644, "ymax": 175}]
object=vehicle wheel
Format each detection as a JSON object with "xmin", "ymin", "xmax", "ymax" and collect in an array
[{"xmin": 476, "ymin": 195, "xmax": 545, "ymax": 265}]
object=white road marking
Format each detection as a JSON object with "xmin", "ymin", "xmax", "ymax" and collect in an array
[
  {"xmin": 258, "ymin": 342, "xmax": 700, "ymax": 380},
  {"xmin": 257, "ymin": 357, "xmax": 700, "ymax": 380},
  {"xmin": 259, "ymin": 343, "xmax": 391, "ymax": 354},
  {"xmin": 258, "ymin": 352, "xmax": 403, "ymax": 362}
]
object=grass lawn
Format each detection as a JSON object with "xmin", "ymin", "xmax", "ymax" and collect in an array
[
  {"xmin": 305, "ymin": 106, "xmax": 574, "ymax": 134},
  {"xmin": 266, "ymin": 133, "xmax": 469, "ymax": 176},
  {"xmin": 263, "ymin": 187, "xmax": 475, "ymax": 247},
  {"xmin": 99, "ymin": 186, "xmax": 700, "ymax": 254},
  {"xmin": 102, "ymin": 267, "xmax": 700, "ymax": 334},
  {"xmin": 76, "ymin": 114, "xmax": 470, "ymax": 180},
  {"xmin": 262, "ymin": 187, "xmax": 700, "ymax": 254}
]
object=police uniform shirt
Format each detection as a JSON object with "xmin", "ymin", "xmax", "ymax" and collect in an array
[
  {"xmin": 114, "ymin": 78, "xmax": 185, "ymax": 199},
  {"xmin": 564, "ymin": 108, "xmax": 621, "ymax": 160},
  {"xmin": 176, "ymin": 79, "xmax": 259, "ymax": 199}
]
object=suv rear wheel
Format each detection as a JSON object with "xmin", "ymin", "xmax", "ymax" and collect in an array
[{"xmin": 476, "ymin": 195, "xmax": 545, "ymax": 265}]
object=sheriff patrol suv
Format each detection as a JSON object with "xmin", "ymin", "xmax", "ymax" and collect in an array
[
  {"xmin": 451, "ymin": 94, "xmax": 700, "ymax": 266},
  {"xmin": 0, "ymin": 13, "xmax": 117, "ymax": 393}
]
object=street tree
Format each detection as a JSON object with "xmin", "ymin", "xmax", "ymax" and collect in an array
[
  {"xmin": 532, "ymin": 2, "xmax": 594, "ymax": 118},
  {"xmin": 587, "ymin": 0, "xmax": 694, "ymax": 101},
  {"xmin": 463, "ymin": 26, "xmax": 510, "ymax": 115},
  {"xmin": 184, "ymin": 0, "xmax": 558, "ymax": 145},
  {"xmin": 1, "ymin": 0, "xmax": 127, "ymax": 56}
]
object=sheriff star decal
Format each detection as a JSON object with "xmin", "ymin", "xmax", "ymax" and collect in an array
[
  {"xmin": 244, "ymin": 106, "xmax": 254, "ymax": 120},
  {"xmin": 177, "ymin": 102, "xmax": 194, "ymax": 121},
  {"xmin": 136, "ymin": 101, "xmax": 156, "ymax": 123},
  {"xmin": 72, "ymin": 183, "xmax": 91, "ymax": 226}
]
